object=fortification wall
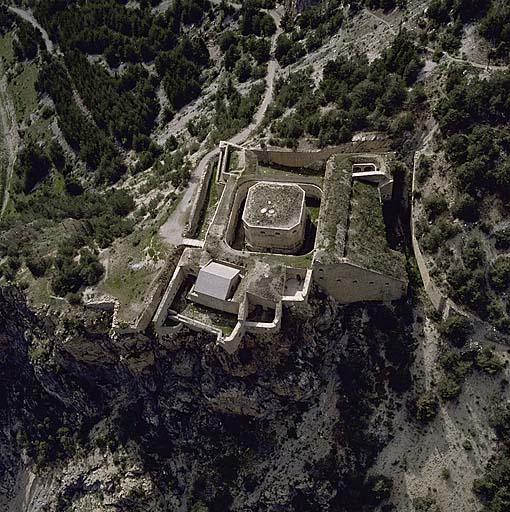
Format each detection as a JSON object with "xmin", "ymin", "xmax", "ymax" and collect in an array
[
  {"xmin": 411, "ymin": 230, "xmax": 447, "ymax": 312},
  {"xmin": 184, "ymin": 158, "xmax": 215, "ymax": 238},
  {"xmin": 282, "ymin": 268, "xmax": 313, "ymax": 304},
  {"xmin": 188, "ymin": 290, "xmax": 240, "ymax": 315},
  {"xmin": 245, "ymin": 302, "xmax": 282, "ymax": 334},
  {"xmin": 411, "ymin": 150, "xmax": 450, "ymax": 316},
  {"xmin": 252, "ymin": 147, "xmax": 341, "ymax": 168},
  {"xmin": 379, "ymin": 180, "xmax": 393, "ymax": 202},
  {"xmin": 153, "ymin": 265, "xmax": 187, "ymax": 328},
  {"xmin": 313, "ymin": 261, "xmax": 407, "ymax": 303},
  {"xmin": 251, "ymin": 144, "xmax": 392, "ymax": 169}
]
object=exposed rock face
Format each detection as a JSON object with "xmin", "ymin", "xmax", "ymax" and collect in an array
[{"xmin": 0, "ymin": 285, "xmax": 415, "ymax": 511}]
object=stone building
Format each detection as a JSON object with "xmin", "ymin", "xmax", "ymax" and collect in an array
[
  {"xmin": 242, "ymin": 182, "xmax": 307, "ymax": 254},
  {"xmin": 153, "ymin": 141, "xmax": 408, "ymax": 354},
  {"xmin": 188, "ymin": 260, "xmax": 242, "ymax": 313}
]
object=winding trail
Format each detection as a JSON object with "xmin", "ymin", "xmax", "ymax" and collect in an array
[
  {"xmin": 159, "ymin": 7, "xmax": 283, "ymax": 246},
  {"xmin": 7, "ymin": 6, "xmax": 59, "ymax": 55},
  {"xmin": 364, "ymin": 7, "xmax": 508, "ymax": 71},
  {"xmin": 0, "ymin": 76, "xmax": 20, "ymax": 218},
  {"xmin": 0, "ymin": 7, "xmax": 58, "ymax": 218}
]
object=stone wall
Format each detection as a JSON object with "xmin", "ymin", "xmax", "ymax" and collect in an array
[
  {"xmin": 184, "ymin": 158, "xmax": 215, "ymax": 238},
  {"xmin": 251, "ymin": 144, "xmax": 392, "ymax": 169},
  {"xmin": 153, "ymin": 265, "xmax": 187, "ymax": 328},
  {"xmin": 313, "ymin": 261, "xmax": 407, "ymax": 303},
  {"xmin": 282, "ymin": 268, "xmax": 313, "ymax": 304},
  {"xmin": 252, "ymin": 146, "xmax": 341, "ymax": 168},
  {"xmin": 245, "ymin": 301, "xmax": 282, "ymax": 334},
  {"xmin": 188, "ymin": 290, "xmax": 240, "ymax": 315}
]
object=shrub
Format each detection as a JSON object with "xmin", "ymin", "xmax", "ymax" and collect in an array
[
  {"xmin": 440, "ymin": 467, "xmax": 450, "ymax": 480},
  {"xmin": 423, "ymin": 194, "xmax": 448, "ymax": 221},
  {"xmin": 494, "ymin": 228, "xmax": 510, "ymax": 250},
  {"xmin": 437, "ymin": 376, "xmax": 461, "ymax": 401},
  {"xmin": 452, "ymin": 193, "xmax": 480, "ymax": 222},
  {"xmin": 413, "ymin": 495, "xmax": 440, "ymax": 512},
  {"xmin": 438, "ymin": 314, "xmax": 472, "ymax": 347},
  {"xmin": 26, "ymin": 255, "xmax": 52, "ymax": 277},
  {"xmin": 415, "ymin": 391, "xmax": 439, "ymax": 423},
  {"xmin": 475, "ymin": 347, "xmax": 504, "ymax": 375},
  {"xmin": 420, "ymin": 218, "xmax": 460, "ymax": 253},
  {"xmin": 489, "ymin": 257, "xmax": 510, "ymax": 292},
  {"xmin": 462, "ymin": 236, "xmax": 485, "ymax": 270},
  {"xmin": 365, "ymin": 474, "xmax": 393, "ymax": 504},
  {"xmin": 463, "ymin": 439, "xmax": 473, "ymax": 450},
  {"xmin": 416, "ymin": 156, "xmax": 432, "ymax": 185}
]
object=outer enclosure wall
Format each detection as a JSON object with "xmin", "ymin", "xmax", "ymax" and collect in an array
[
  {"xmin": 188, "ymin": 291, "xmax": 240, "ymax": 314},
  {"xmin": 314, "ymin": 261, "xmax": 407, "ymax": 303},
  {"xmin": 251, "ymin": 146, "xmax": 392, "ymax": 170},
  {"xmin": 153, "ymin": 266, "xmax": 187, "ymax": 327},
  {"xmin": 184, "ymin": 159, "xmax": 215, "ymax": 237}
]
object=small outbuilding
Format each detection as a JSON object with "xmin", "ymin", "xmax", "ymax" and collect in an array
[{"xmin": 189, "ymin": 261, "xmax": 242, "ymax": 313}]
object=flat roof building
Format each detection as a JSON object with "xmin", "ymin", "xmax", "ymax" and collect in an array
[
  {"xmin": 189, "ymin": 260, "xmax": 242, "ymax": 314},
  {"xmin": 242, "ymin": 182, "xmax": 307, "ymax": 254},
  {"xmin": 194, "ymin": 261, "xmax": 241, "ymax": 300}
]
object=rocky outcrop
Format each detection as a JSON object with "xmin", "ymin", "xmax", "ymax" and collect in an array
[{"xmin": 0, "ymin": 284, "xmax": 415, "ymax": 511}]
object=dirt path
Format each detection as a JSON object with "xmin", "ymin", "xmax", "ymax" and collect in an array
[
  {"xmin": 8, "ymin": 6, "xmax": 59, "ymax": 55},
  {"xmin": 0, "ymin": 76, "xmax": 20, "ymax": 218},
  {"xmin": 159, "ymin": 7, "xmax": 283, "ymax": 246}
]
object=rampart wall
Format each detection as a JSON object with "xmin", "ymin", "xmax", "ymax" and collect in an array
[
  {"xmin": 251, "ymin": 143, "xmax": 392, "ymax": 169},
  {"xmin": 313, "ymin": 261, "xmax": 407, "ymax": 303},
  {"xmin": 184, "ymin": 158, "xmax": 215, "ymax": 238},
  {"xmin": 188, "ymin": 290, "xmax": 240, "ymax": 315},
  {"xmin": 153, "ymin": 265, "xmax": 187, "ymax": 328}
]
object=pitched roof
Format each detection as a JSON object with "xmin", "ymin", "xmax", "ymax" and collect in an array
[{"xmin": 194, "ymin": 261, "xmax": 241, "ymax": 300}]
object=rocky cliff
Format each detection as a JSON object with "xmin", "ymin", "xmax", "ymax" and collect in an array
[{"xmin": 0, "ymin": 285, "xmax": 416, "ymax": 511}]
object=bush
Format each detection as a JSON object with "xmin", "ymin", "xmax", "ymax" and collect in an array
[
  {"xmin": 51, "ymin": 247, "xmax": 104, "ymax": 296},
  {"xmin": 415, "ymin": 391, "xmax": 439, "ymax": 423},
  {"xmin": 437, "ymin": 375, "xmax": 461, "ymax": 401},
  {"xmin": 489, "ymin": 257, "xmax": 510, "ymax": 292},
  {"xmin": 365, "ymin": 474, "xmax": 393, "ymax": 504},
  {"xmin": 421, "ymin": 218, "xmax": 460, "ymax": 253},
  {"xmin": 494, "ymin": 228, "xmax": 510, "ymax": 250},
  {"xmin": 462, "ymin": 236, "xmax": 485, "ymax": 270},
  {"xmin": 438, "ymin": 314, "xmax": 472, "ymax": 347},
  {"xmin": 26, "ymin": 255, "xmax": 52, "ymax": 277},
  {"xmin": 475, "ymin": 347, "xmax": 504, "ymax": 375},
  {"xmin": 452, "ymin": 193, "xmax": 480, "ymax": 222},
  {"xmin": 15, "ymin": 143, "xmax": 52, "ymax": 194},
  {"xmin": 423, "ymin": 193, "xmax": 448, "ymax": 221},
  {"xmin": 413, "ymin": 495, "xmax": 440, "ymax": 512},
  {"xmin": 416, "ymin": 157, "xmax": 432, "ymax": 185}
]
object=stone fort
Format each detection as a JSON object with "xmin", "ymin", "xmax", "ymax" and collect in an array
[{"xmin": 152, "ymin": 141, "xmax": 408, "ymax": 353}]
